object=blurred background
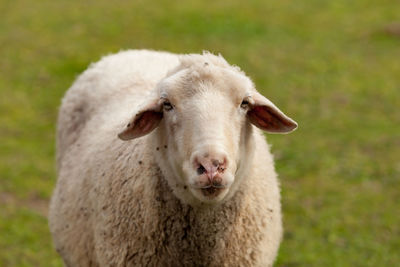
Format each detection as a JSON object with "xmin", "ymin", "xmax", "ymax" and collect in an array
[{"xmin": 0, "ymin": 0, "xmax": 399, "ymax": 266}]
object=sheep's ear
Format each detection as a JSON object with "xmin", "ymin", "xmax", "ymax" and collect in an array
[
  {"xmin": 247, "ymin": 92, "xmax": 298, "ymax": 133},
  {"xmin": 118, "ymin": 100, "xmax": 163, "ymax": 140}
]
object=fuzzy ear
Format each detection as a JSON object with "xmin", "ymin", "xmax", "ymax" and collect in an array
[
  {"xmin": 247, "ymin": 92, "xmax": 298, "ymax": 133},
  {"xmin": 118, "ymin": 100, "xmax": 163, "ymax": 140}
]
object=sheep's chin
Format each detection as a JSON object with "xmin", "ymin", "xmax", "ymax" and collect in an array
[{"xmin": 189, "ymin": 186, "xmax": 230, "ymax": 204}]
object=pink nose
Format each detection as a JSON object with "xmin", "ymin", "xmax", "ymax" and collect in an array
[{"xmin": 193, "ymin": 152, "xmax": 228, "ymax": 181}]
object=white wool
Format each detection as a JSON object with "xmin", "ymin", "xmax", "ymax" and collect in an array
[{"xmin": 49, "ymin": 49, "xmax": 296, "ymax": 266}]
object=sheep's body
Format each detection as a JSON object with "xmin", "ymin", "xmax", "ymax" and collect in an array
[{"xmin": 49, "ymin": 50, "xmax": 283, "ymax": 266}]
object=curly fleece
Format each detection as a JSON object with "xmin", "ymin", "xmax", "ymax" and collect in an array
[{"xmin": 49, "ymin": 50, "xmax": 283, "ymax": 266}]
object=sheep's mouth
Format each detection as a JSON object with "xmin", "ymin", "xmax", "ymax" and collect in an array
[{"xmin": 200, "ymin": 186, "xmax": 225, "ymax": 197}]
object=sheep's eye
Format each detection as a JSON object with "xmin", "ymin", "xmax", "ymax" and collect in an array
[
  {"xmin": 163, "ymin": 101, "xmax": 173, "ymax": 111},
  {"xmin": 240, "ymin": 100, "xmax": 249, "ymax": 109}
]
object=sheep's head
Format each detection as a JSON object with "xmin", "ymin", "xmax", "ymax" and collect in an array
[{"xmin": 118, "ymin": 53, "xmax": 297, "ymax": 205}]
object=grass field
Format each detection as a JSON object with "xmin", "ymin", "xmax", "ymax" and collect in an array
[{"xmin": 1, "ymin": 0, "xmax": 399, "ymax": 266}]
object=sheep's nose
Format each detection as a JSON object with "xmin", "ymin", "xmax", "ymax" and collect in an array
[{"xmin": 193, "ymin": 152, "xmax": 228, "ymax": 181}]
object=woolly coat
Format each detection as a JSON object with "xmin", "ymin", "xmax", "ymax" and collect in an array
[{"xmin": 49, "ymin": 50, "xmax": 283, "ymax": 267}]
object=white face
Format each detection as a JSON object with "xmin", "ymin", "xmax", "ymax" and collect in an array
[
  {"xmin": 118, "ymin": 60, "xmax": 297, "ymax": 205},
  {"xmin": 159, "ymin": 80, "xmax": 252, "ymax": 204}
]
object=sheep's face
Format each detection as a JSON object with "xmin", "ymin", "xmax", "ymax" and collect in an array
[{"xmin": 119, "ymin": 54, "xmax": 297, "ymax": 205}]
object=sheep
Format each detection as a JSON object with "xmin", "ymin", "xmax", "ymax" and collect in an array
[{"xmin": 49, "ymin": 49, "xmax": 298, "ymax": 267}]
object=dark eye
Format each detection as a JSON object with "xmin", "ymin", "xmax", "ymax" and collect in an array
[
  {"xmin": 163, "ymin": 101, "xmax": 173, "ymax": 111},
  {"xmin": 240, "ymin": 100, "xmax": 249, "ymax": 109}
]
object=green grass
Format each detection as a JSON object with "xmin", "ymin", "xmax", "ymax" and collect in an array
[{"xmin": 1, "ymin": 0, "xmax": 399, "ymax": 266}]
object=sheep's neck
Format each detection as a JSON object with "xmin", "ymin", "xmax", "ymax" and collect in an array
[{"xmin": 150, "ymin": 170, "xmax": 249, "ymax": 263}]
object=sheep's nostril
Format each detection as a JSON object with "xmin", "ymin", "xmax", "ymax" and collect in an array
[
  {"xmin": 197, "ymin": 165, "xmax": 206, "ymax": 175},
  {"xmin": 212, "ymin": 159, "xmax": 219, "ymax": 167}
]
